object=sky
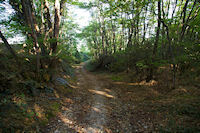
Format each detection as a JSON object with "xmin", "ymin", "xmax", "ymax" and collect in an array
[
  {"xmin": 68, "ymin": 0, "xmax": 92, "ymax": 29},
  {"xmin": 0, "ymin": 0, "xmax": 22, "ymax": 44},
  {"xmin": 67, "ymin": 0, "xmax": 93, "ymax": 50},
  {"xmin": 0, "ymin": 0, "xmax": 92, "ymax": 45}
]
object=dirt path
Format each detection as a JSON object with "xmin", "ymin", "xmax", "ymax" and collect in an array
[
  {"xmin": 43, "ymin": 64, "xmax": 151, "ymax": 133},
  {"xmin": 75, "ymin": 64, "xmax": 112, "ymax": 132}
]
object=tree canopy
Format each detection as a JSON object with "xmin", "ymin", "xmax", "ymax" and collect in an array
[{"xmin": 0, "ymin": 0, "xmax": 200, "ymax": 132}]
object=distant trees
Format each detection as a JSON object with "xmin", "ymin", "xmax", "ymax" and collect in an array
[
  {"xmin": 82, "ymin": 0, "xmax": 200, "ymax": 88},
  {"xmin": 1, "ymin": 0, "xmax": 199, "ymax": 87}
]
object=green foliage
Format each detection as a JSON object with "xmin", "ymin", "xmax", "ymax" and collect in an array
[
  {"xmin": 108, "ymin": 52, "xmax": 128, "ymax": 72},
  {"xmin": 136, "ymin": 61, "xmax": 148, "ymax": 69},
  {"xmin": 79, "ymin": 52, "xmax": 90, "ymax": 62},
  {"xmin": 0, "ymin": 0, "xmax": 200, "ymax": 131},
  {"xmin": 178, "ymin": 103, "xmax": 200, "ymax": 119},
  {"xmin": 84, "ymin": 59, "xmax": 100, "ymax": 72},
  {"xmin": 111, "ymin": 75, "xmax": 123, "ymax": 81}
]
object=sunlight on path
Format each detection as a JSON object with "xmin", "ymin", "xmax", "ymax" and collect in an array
[
  {"xmin": 80, "ymin": 67, "xmax": 108, "ymax": 132},
  {"xmin": 54, "ymin": 64, "xmax": 113, "ymax": 133},
  {"xmin": 88, "ymin": 89, "xmax": 115, "ymax": 98},
  {"xmin": 85, "ymin": 86, "xmax": 107, "ymax": 133}
]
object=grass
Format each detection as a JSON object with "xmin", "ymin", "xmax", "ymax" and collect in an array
[
  {"xmin": 111, "ymin": 75, "xmax": 123, "ymax": 81},
  {"xmin": 50, "ymin": 102, "xmax": 61, "ymax": 113},
  {"xmin": 84, "ymin": 60, "xmax": 96, "ymax": 71}
]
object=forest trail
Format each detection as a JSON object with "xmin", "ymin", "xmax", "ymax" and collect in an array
[
  {"xmin": 44, "ymin": 63, "xmax": 139, "ymax": 133},
  {"xmin": 74, "ymin": 63, "xmax": 112, "ymax": 132}
]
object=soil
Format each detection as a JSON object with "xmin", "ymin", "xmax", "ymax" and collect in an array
[{"xmin": 42, "ymin": 63, "xmax": 157, "ymax": 133}]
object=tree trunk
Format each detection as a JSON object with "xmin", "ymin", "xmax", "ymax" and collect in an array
[
  {"xmin": 180, "ymin": 0, "xmax": 197, "ymax": 41},
  {"xmin": 21, "ymin": 0, "xmax": 40, "ymax": 74},
  {"xmin": 161, "ymin": 18, "xmax": 176, "ymax": 89},
  {"xmin": 146, "ymin": 0, "xmax": 161, "ymax": 82},
  {"xmin": 98, "ymin": 15, "xmax": 105, "ymax": 55},
  {"xmin": 0, "ymin": 31, "xmax": 18, "ymax": 63},
  {"xmin": 44, "ymin": 0, "xmax": 52, "ymax": 31},
  {"xmin": 51, "ymin": 0, "xmax": 61, "ymax": 54},
  {"xmin": 111, "ymin": 18, "xmax": 116, "ymax": 53},
  {"xmin": 102, "ymin": 17, "xmax": 109, "ymax": 55},
  {"xmin": 127, "ymin": 23, "xmax": 134, "ymax": 47}
]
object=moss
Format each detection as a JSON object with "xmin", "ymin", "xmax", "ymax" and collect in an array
[
  {"xmin": 51, "ymin": 102, "xmax": 61, "ymax": 112},
  {"xmin": 45, "ymin": 111, "xmax": 56, "ymax": 120},
  {"xmin": 111, "ymin": 75, "xmax": 123, "ymax": 81},
  {"xmin": 40, "ymin": 119, "xmax": 49, "ymax": 127}
]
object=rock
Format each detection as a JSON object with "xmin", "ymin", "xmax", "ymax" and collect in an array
[
  {"xmin": 45, "ymin": 87, "xmax": 54, "ymax": 93},
  {"xmin": 48, "ymin": 97, "xmax": 60, "ymax": 100},
  {"xmin": 55, "ymin": 77, "xmax": 71, "ymax": 87}
]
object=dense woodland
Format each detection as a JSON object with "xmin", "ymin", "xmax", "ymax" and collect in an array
[
  {"xmin": 0, "ymin": 0, "xmax": 200, "ymax": 132},
  {"xmin": 82, "ymin": 0, "xmax": 200, "ymax": 88}
]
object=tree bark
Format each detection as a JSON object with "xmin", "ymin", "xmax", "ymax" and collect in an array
[
  {"xmin": 21, "ymin": 0, "xmax": 40, "ymax": 74},
  {"xmin": 146, "ymin": 0, "xmax": 161, "ymax": 82},
  {"xmin": 181, "ymin": 0, "xmax": 197, "ymax": 40},
  {"xmin": 0, "ymin": 31, "xmax": 18, "ymax": 63},
  {"xmin": 162, "ymin": 20, "xmax": 176, "ymax": 89},
  {"xmin": 127, "ymin": 23, "xmax": 134, "ymax": 47},
  {"xmin": 102, "ymin": 16, "xmax": 109, "ymax": 55},
  {"xmin": 111, "ymin": 17, "xmax": 116, "ymax": 53},
  {"xmin": 51, "ymin": 0, "xmax": 61, "ymax": 54}
]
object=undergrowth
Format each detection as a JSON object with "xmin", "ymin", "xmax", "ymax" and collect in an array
[
  {"xmin": 0, "ymin": 44, "xmax": 75, "ymax": 132},
  {"xmin": 103, "ymin": 65, "xmax": 200, "ymax": 132}
]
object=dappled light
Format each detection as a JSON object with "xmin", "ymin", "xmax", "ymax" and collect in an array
[
  {"xmin": 91, "ymin": 107, "xmax": 102, "ymax": 113},
  {"xmin": 34, "ymin": 104, "xmax": 44, "ymax": 119},
  {"xmin": 59, "ymin": 114, "xmax": 74, "ymax": 125},
  {"xmin": 56, "ymin": 108, "xmax": 110, "ymax": 132},
  {"xmin": 88, "ymin": 89, "xmax": 115, "ymax": 99},
  {"xmin": 64, "ymin": 98, "xmax": 74, "ymax": 104},
  {"xmin": 54, "ymin": 90, "xmax": 60, "ymax": 98},
  {"xmin": 0, "ymin": 0, "xmax": 199, "ymax": 132},
  {"xmin": 12, "ymin": 95, "xmax": 27, "ymax": 105},
  {"xmin": 114, "ymin": 80, "xmax": 158, "ymax": 86},
  {"xmin": 104, "ymin": 88, "xmax": 112, "ymax": 93}
]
